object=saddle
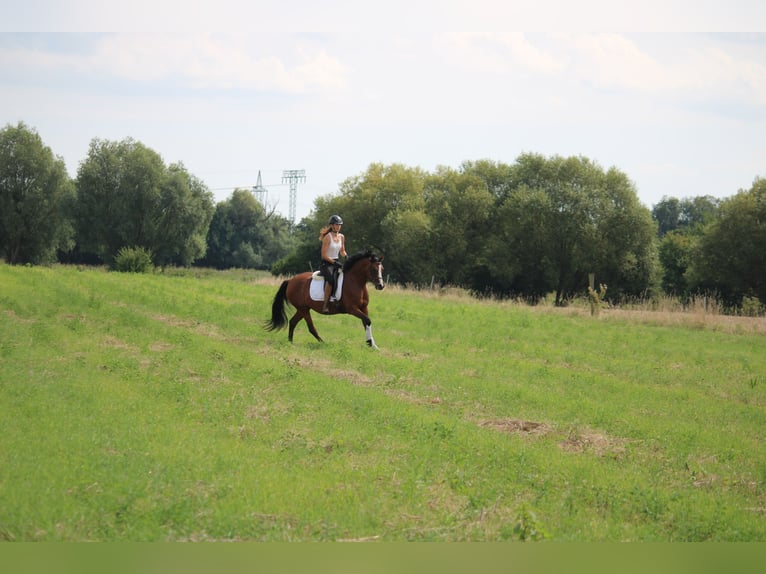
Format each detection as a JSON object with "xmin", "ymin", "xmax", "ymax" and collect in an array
[{"xmin": 309, "ymin": 270, "xmax": 344, "ymax": 302}]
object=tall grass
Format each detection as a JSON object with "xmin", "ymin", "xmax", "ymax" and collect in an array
[{"xmin": 1, "ymin": 264, "xmax": 765, "ymax": 541}]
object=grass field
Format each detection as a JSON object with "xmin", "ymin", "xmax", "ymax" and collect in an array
[{"xmin": 1, "ymin": 264, "xmax": 765, "ymax": 541}]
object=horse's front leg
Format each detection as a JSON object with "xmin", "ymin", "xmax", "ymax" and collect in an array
[
  {"xmin": 364, "ymin": 322, "xmax": 378, "ymax": 349},
  {"xmin": 348, "ymin": 307, "xmax": 377, "ymax": 349}
]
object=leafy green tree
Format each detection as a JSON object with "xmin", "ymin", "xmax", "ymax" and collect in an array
[
  {"xmin": 75, "ymin": 138, "xmax": 163, "ymax": 262},
  {"xmin": 652, "ymin": 195, "xmax": 719, "ymax": 237},
  {"xmin": 153, "ymin": 163, "xmax": 215, "ymax": 266},
  {"xmin": 652, "ymin": 196, "xmax": 682, "ymax": 237},
  {"xmin": 592, "ymin": 167, "xmax": 659, "ymax": 300},
  {"xmin": 201, "ymin": 189, "xmax": 296, "ymax": 269},
  {"xmin": 652, "ymin": 195, "xmax": 718, "ymax": 300},
  {"xmin": 689, "ymin": 179, "xmax": 766, "ymax": 307},
  {"xmin": 459, "ymin": 159, "xmax": 515, "ymax": 203},
  {"xmin": 424, "ymin": 166, "xmax": 493, "ymax": 286},
  {"xmin": 0, "ymin": 122, "xmax": 75, "ymax": 264},
  {"xmin": 75, "ymin": 138, "xmax": 214, "ymax": 266},
  {"xmin": 658, "ymin": 231, "xmax": 694, "ymax": 296},
  {"xmin": 379, "ymin": 207, "xmax": 432, "ymax": 285},
  {"xmin": 476, "ymin": 185, "xmax": 556, "ymax": 300},
  {"xmin": 477, "ymin": 154, "xmax": 657, "ymax": 303},
  {"xmin": 683, "ymin": 195, "xmax": 719, "ymax": 228},
  {"xmin": 269, "ymin": 220, "xmax": 318, "ymax": 276}
]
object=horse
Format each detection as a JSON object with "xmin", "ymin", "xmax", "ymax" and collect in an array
[{"xmin": 264, "ymin": 250, "xmax": 385, "ymax": 348}]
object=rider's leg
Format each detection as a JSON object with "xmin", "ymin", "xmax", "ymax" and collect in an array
[{"xmin": 322, "ymin": 281, "xmax": 332, "ymax": 313}]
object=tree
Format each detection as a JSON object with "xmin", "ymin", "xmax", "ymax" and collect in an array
[
  {"xmin": 689, "ymin": 179, "xmax": 766, "ymax": 307},
  {"xmin": 0, "ymin": 122, "xmax": 75, "ymax": 264},
  {"xmin": 658, "ymin": 231, "xmax": 694, "ymax": 296},
  {"xmin": 270, "ymin": 220, "xmax": 319, "ymax": 276},
  {"xmin": 460, "ymin": 159, "xmax": 515, "ymax": 203},
  {"xmin": 153, "ymin": 163, "xmax": 215, "ymax": 266},
  {"xmin": 652, "ymin": 195, "xmax": 719, "ymax": 237},
  {"xmin": 476, "ymin": 154, "xmax": 658, "ymax": 304},
  {"xmin": 75, "ymin": 138, "xmax": 214, "ymax": 266},
  {"xmin": 423, "ymin": 166, "xmax": 493, "ymax": 286},
  {"xmin": 475, "ymin": 185, "xmax": 556, "ymax": 300},
  {"xmin": 652, "ymin": 196, "xmax": 682, "ymax": 237},
  {"xmin": 592, "ymin": 167, "xmax": 659, "ymax": 301},
  {"xmin": 201, "ymin": 189, "xmax": 296, "ymax": 269}
]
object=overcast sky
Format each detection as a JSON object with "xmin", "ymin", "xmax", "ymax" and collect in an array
[{"xmin": 2, "ymin": 2, "xmax": 766, "ymax": 222}]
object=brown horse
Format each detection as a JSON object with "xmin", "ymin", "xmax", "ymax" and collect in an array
[{"xmin": 264, "ymin": 250, "xmax": 385, "ymax": 348}]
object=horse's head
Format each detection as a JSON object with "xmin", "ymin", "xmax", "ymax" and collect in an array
[
  {"xmin": 344, "ymin": 250, "xmax": 385, "ymax": 290},
  {"xmin": 369, "ymin": 253, "xmax": 385, "ymax": 291}
]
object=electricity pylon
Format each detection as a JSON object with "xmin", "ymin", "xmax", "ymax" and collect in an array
[
  {"xmin": 282, "ymin": 169, "xmax": 306, "ymax": 225},
  {"xmin": 251, "ymin": 170, "xmax": 268, "ymax": 206}
]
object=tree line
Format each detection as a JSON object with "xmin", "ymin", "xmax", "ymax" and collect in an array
[
  {"xmin": 279, "ymin": 161, "xmax": 765, "ymax": 312},
  {"xmin": 2, "ymin": 121, "xmax": 765, "ymax": 313},
  {"xmin": 0, "ymin": 122, "xmax": 297, "ymax": 271}
]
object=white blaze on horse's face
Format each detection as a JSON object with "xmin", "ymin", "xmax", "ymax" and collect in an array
[{"xmin": 373, "ymin": 260, "xmax": 385, "ymax": 290}]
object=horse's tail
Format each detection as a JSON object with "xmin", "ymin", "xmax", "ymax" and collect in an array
[{"xmin": 264, "ymin": 280, "xmax": 289, "ymax": 332}]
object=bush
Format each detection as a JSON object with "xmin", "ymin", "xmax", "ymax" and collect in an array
[
  {"xmin": 741, "ymin": 296, "xmax": 765, "ymax": 317},
  {"xmin": 113, "ymin": 246, "xmax": 154, "ymax": 273}
]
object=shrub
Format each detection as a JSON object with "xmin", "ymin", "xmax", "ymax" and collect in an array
[
  {"xmin": 113, "ymin": 246, "xmax": 154, "ymax": 273},
  {"xmin": 588, "ymin": 283, "xmax": 608, "ymax": 316},
  {"xmin": 741, "ymin": 296, "xmax": 765, "ymax": 317}
]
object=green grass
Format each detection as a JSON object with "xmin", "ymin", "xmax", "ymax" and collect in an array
[{"xmin": 1, "ymin": 264, "xmax": 765, "ymax": 541}]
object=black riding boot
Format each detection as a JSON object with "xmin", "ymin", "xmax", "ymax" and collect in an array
[{"xmin": 322, "ymin": 282, "xmax": 332, "ymax": 313}]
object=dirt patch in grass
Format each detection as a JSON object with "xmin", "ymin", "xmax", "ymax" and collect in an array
[
  {"xmin": 2, "ymin": 309, "xmax": 35, "ymax": 324},
  {"xmin": 559, "ymin": 428, "xmax": 628, "ymax": 457},
  {"xmin": 386, "ymin": 389, "xmax": 442, "ymax": 406},
  {"xmin": 478, "ymin": 419, "xmax": 552, "ymax": 436},
  {"xmin": 149, "ymin": 342, "xmax": 174, "ymax": 352},
  {"xmin": 101, "ymin": 335, "xmax": 135, "ymax": 351}
]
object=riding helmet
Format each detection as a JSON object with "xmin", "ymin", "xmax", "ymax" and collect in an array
[{"xmin": 328, "ymin": 214, "xmax": 344, "ymax": 225}]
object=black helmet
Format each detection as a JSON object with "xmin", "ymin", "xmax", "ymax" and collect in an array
[{"xmin": 328, "ymin": 214, "xmax": 343, "ymax": 225}]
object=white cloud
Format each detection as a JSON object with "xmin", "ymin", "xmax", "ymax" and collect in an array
[
  {"xmin": 567, "ymin": 33, "xmax": 766, "ymax": 106},
  {"xmin": 96, "ymin": 34, "xmax": 349, "ymax": 93},
  {"xmin": 0, "ymin": 33, "xmax": 349, "ymax": 94},
  {"xmin": 568, "ymin": 34, "xmax": 669, "ymax": 92},
  {"xmin": 437, "ymin": 32, "xmax": 565, "ymax": 76}
]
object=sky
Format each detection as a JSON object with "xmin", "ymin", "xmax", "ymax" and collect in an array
[{"xmin": 2, "ymin": 1, "xmax": 766, "ymax": 222}]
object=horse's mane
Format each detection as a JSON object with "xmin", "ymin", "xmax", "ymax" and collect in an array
[{"xmin": 343, "ymin": 250, "xmax": 377, "ymax": 272}]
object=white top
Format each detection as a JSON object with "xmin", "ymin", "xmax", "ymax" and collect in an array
[{"xmin": 325, "ymin": 233, "xmax": 343, "ymax": 260}]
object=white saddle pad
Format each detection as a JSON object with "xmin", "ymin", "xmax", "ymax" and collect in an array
[{"xmin": 309, "ymin": 271, "xmax": 344, "ymax": 302}]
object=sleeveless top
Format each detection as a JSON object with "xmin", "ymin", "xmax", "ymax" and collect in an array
[{"xmin": 325, "ymin": 233, "xmax": 343, "ymax": 260}]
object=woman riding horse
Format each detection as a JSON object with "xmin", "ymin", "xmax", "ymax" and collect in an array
[{"xmin": 264, "ymin": 250, "xmax": 385, "ymax": 348}]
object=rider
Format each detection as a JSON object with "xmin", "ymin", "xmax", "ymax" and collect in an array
[{"xmin": 319, "ymin": 214, "xmax": 347, "ymax": 313}]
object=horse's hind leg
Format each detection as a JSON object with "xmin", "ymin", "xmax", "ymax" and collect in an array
[
  {"xmin": 303, "ymin": 311, "xmax": 323, "ymax": 342},
  {"xmin": 289, "ymin": 309, "xmax": 322, "ymax": 342}
]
